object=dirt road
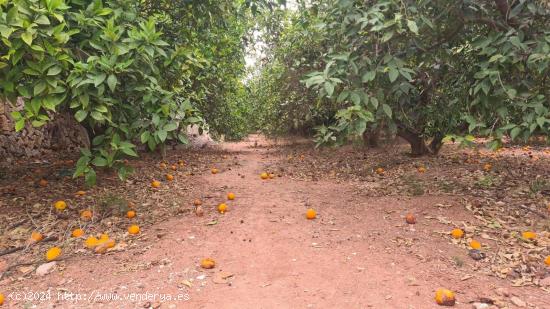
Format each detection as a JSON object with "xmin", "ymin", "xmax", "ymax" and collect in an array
[{"xmin": 3, "ymin": 136, "xmax": 548, "ymax": 308}]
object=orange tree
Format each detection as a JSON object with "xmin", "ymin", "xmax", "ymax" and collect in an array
[{"xmin": 304, "ymin": 0, "xmax": 550, "ymax": 154}]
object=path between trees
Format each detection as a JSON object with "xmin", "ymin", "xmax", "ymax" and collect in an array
[{"xmin": 7, "ymin": 136, "xmax": 549, "ymax": 308}]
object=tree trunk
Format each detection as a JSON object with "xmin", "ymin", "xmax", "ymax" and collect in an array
[
  {"xmin": 362, "ymin": 128, "xmax": 380, "ymax": 148},
  {"xmin": 397, "ymin": 127, "xmax": 430, "ymax": 156}
]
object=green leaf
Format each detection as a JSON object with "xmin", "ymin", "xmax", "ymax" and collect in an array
[
  {"xmin": 93, "ymin": 73, "xmax": 107, "ymax": 87},
  {"xmin": 85, "ymin": 169, "xmax": 97, "ymax": 187},
  {"xmin": 15, "ymin": 118, "xmax": 25, "ymax": 131},
  {"xmin": 140, "ymin": 131, "xmax": 151, "ymax": 144},
  {"xmin": 407, "ymin": 20, "xmax": 418, "ymax": 34},
  {"xmin": 107, "ymin": 74, "xmax": 117, "ymax": 92},
  {"xmin": 382, "ymin": 104, "xmax": 392, "ymax": 118},
  {"xmin": 74, "ymin": 110, "xmax": 88, "ymax": 122},
  {"xmin": 510, "ymin": 127, "xmax": 521, "ymax": 140},
  {"xmin": 92, "ymin": 157, "xmax": 108, "ymax": 167},
  {"xmin": 324, "ymin": 82, "xmax": 334, "ymax": 97},
  {"xmin": 163, "ymin": 123, "xmax": 178, "ymax": 131},
  {"xmin": 388, "ymin": 68, "xmax": 399, "ymax": 83},
  {"xmin": 362, "ymin": 71, "xmax": 376, "ymax": 82},
  {"xmin": 47, "ymin": 66, "xmax": 62, "ymax": 76},
  {"xmin": 157, "ymin": 129, "xmax": 167, "ymax": 142},
  {"xmin": 121, "ymin": 147, "xmax": 138, "ymax": 157},
  {"xmin": 21, "ymin": 31, "xmax": 33, "ymax": 46}
]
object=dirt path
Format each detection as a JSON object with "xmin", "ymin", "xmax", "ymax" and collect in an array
[{"xmin": 3, "ymin": 136, "xmax": 549, "ymax": 308}]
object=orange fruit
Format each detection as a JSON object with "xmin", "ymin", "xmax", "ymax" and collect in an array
[
  {"xmin": 178, "ymin": 160, "xmax": 185, "ymax": 166},
  {"xmin": 450, "ymin": 229, "xmax": 464, "ymax": 239},
  {"xmin": 483, "ymin": 163, "xmax": 492, "ymax": 171},
  {"xmin": 80, "ymin": 209, "xmax": 93, "ymax": 221},
  {"xmin": 522, "ymin": 231, "xmax": 536, "ymax": 240},
  {"xmin": 166, "ymin": 174, "xmax": 174, "ymax": 181},
  {"xmin": 306, "ymin": 208, "xmax": 317, "ymax": 220},
  {"xmin": 417, "ymin": 166, "xmax": 426, "ymax": 173},
  {"xmin": 85, "ymin": 236, "xmax": 99, "ymax": 248},
  {"xmin": 95, "ymin": 239, "xmax": 116, "ymax": 254},
  {"xmin": 218, "ymin": 203, "xmax": 228, "ymax": 214},
  {"xmin": 470, "ymin": 240, "xmax": 482, "ymax": 249},
  {"xmin": 75, "ymin": 190, "xmax": 86, "ymax": 196},
  {"xmin": 99, "ymin": 233, "xmax": 109, "ymax": 241},
  {"xmin": 434, "ymin": 288, "xmax": 456, "ymax": 306},
  {"xmin": 405, "ymin": 213, "xmax": 416, "ymax": 224},
  {"xmin": 72, "ymin": 229, "xmax": 84, "ymax": 238},
  {"xmin": 211, "ymin": 168, "xmax": 219, "ymax": 174},
  {"xmin": 545, "ymin": 256, "xmax": 550, "ymax": 266},
  {"xmin": 268, "ymin": 173, "xmax": 275, "ymax": 179},
  {"xmin": 171, "ymin": 165, "xmax": 177, "ymax": 171},
  {"xmin": 0, "ymin": 293, "xmax": 4, "ymax": 305},
  {"xmin": 193, "ymin": 199, "xmax": 202, "ymax": 206},
  {"xmin": 159, "ymin": 162, "xmax": 167, "ymax": 169},
  {"xmin": 54, "ymin": 200, "xmax": 67, "ymax": 211},
  {"xmin": 227, "ymin": 192, "xmax": 235, "ymax": 200},
  {"xmin": 45, "ymin": 247, "xmax": 62, "ymax": 261},
  {"xmin": 151, "ymin": 180, "xmax": 161, "ymax": 188},
  {"xmin": 31, "ymin": 231, "xmax": 44, "ymax": 243},
  {"xmin": 127, "ymin": 210, "xmax": 136, "ymax": 219},
  {"xmin": 200, "ymin": 258, "xmax": 216, "ymax": 269},
  {"xmin": 260, "ymin": 172, "xmax": 269, "ymax": 180},
  {"xmin": 128, "ymin": 225, "xmax": 140, "ymax": 235},
  {"xmin": 39, "ymin": 179, "xmax": 48, "ymax": 187},
  {"xmin": 375, "ymin": 167, "xmax": 385, "ymax": 175}
]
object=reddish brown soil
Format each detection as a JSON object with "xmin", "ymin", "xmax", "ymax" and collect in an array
[{"xmin": 1, "ymin": 135, "xmax": 549, "ymax": 308}]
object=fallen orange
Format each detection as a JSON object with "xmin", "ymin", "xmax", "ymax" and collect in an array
[
  {"xmin": 545, "ymin": 256, "xmax": 550, "ymax": 266},
  {"xmin": 80, "ymin": 210, "xmax": 93, "ymax": 221},
  {"xmin": 405, "ymin": 213, "xmax": 416, "ymax": 224},
  {"xmin": 151, "ymin": 180, "xmax": 161, "ymax": 188},
  {"xmin": 522, "ymin": 231, "xmax": 536, "ymax": 240},
  {"xmin": 72, "ymin": 229, "xmax": 84, "ymax": 238},
  {"xmin": 127, "ymin": 210, "xmax": 136, "ymax": 219},
  {"xmin": 227, "ymin": 192, "xmax": 235, "ymax": 200},
  {"xmin": 451, "ymin": 229, "xmax": 464, "ymax": 239},
  {"xmin": 128, "ymin": 225, "xmax": 140, "ymax": 235},
  {"xmin": 306, "ymin": 209, "xmax": 317, "ymax": 220},
  {"xmin": 375, "ymin": 167, "xmax": 385, "ymax": 175},
  {"xmin": 434, "ymin": 288, "xmax": 456, "ymax": 306},
  {"xmin": 166, "ymin": 174, "xmax": 174, "ymax": 181},
  {"xmin": 218, "ymin": 203, "xmax": 228, "ymax": 214},
  {"xmin": 54, "ymin": 200, "xmax": 67, "ymax": 211},
  {"xmin": 211, "ymin": 168, "xmax": 219, "ymax": 174},
  {"xmin": 45, "ymin": 247, "xmax": 62, "ymax": 261},
  {"xmin": 469, "ymin": 240, "xmax": 482, "ymax": 249},
  {"xmin": 260, "ymin": 172, "xmax": 269, "ymax": 180},
  {"xmin": 200, "ymin": 258, "xmax": 216, "ymax": 269},
  {"xmin": 31, "ymin": 231, "xmax": 44, "ymax": 243},
  {"xmin": 85, "ymin": 236, "xmax": 99, "ymax": 248}
]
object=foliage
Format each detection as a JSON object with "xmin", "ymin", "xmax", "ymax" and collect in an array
[{"xmin": 303, "ymin": 0, "xmax": 550, "ymax": 154}]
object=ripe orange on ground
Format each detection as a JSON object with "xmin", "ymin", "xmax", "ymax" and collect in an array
[
  {"xmin": 193, "ymin": 199, "xmax": 202, "ymax": 206},
  {"xmin": 405, "ymin": 213, "xmax": 416, "ymax": 224},
  {"xmin": 218, "ymin": 203, "xmax": 228, "ymax": 214},
  {"xmin": 451, "ymin": 229, "xmax": 464, "ymax": 239},
  {"xmin": 45, "ymin": 247, "xmax": 62, "ymax": 261},
  {"xmin": 434, "ymin": 288, "xmax": 456, "ymax": 306},
  {"xmin": 200, "ymin": 258, "xmax": 216, "ymax": 269},
  {"xmin": 31, "ymin": 231, "xmax": 44, "ymax": 243},
  {"xmin": 54, "ymin": 200, "xmax": 67, "ymax": 211},
  {"xmin": 128, "ymin": 225, "xmax": 140, "ymax": 235},
  {"xmin": 151, "ymin": 180, "xmax": 161, "ymax": 188},
  {"xmin": 483, "ymin": 163, "xmax": 492, "ymax": 171},
  {"xmin": 127, "ymin": 210, "xmax": 136, "ymax": 219},
  {"xmin": 260, "ymin": 172, "xmax": 269, "ymax": 180},
  {"xmin": 80, "ymin": 210, "xmax": 93, "ymax": 221},
  {"xmin": 159, "ymin": 162, "xmax": 167, "ymax": 169},
  {"xmin": 306, "ymin": 209, "xmax": 317, "ymax": 220},
  {"xmin": 72, "ymin": 229, "xmax": 84, "ymax": 238},
  {"xmin": 545, "ymin": 256, "xmax": 550, "ymax": 266},
  {"xmin": 0, "ymin": 293, "xmax": 4, "ymax": 305},
  {"xmin": 227, "ymin": 192, "xmax": 235, "ymax": 200},
  {"xmin": 522, "ymin": 231, "xmax": 536, "ymax": 240},
  {"xmin": 166, "ymin": 174, "xmax": 174, "ymax": 181},
  {"xmin": 85, "ymin": 236, "xmax": 99, "ymax": 248},
  {"xmin": 211, "ymin": 168, "xmax": 219, "ymax": 174},
  {"xmin": 375, "ymin": 167, "xmax": 385, "ymax": 175},
  {"xmin": 39, "ymin": 179, "xmax": 48, "ymax": 187},
  {"xmin": 417, "ymin": 166, "xmax": 426, "ymax": 173},
  {"xmin": 171, "ymin": 165, "xmax": 177, "ymax": 171},
  {"xmin": 99, "ymin": 233, "xmax": 109, "ymax": 241},
  {"xmin": 470, "ymin": 240, "xmax": 482, "ymax": 249}
]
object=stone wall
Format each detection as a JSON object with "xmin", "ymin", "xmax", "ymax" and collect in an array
[{"xmin": 0, "ymin": 98, "xmax": 89, "ymax": 161}]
